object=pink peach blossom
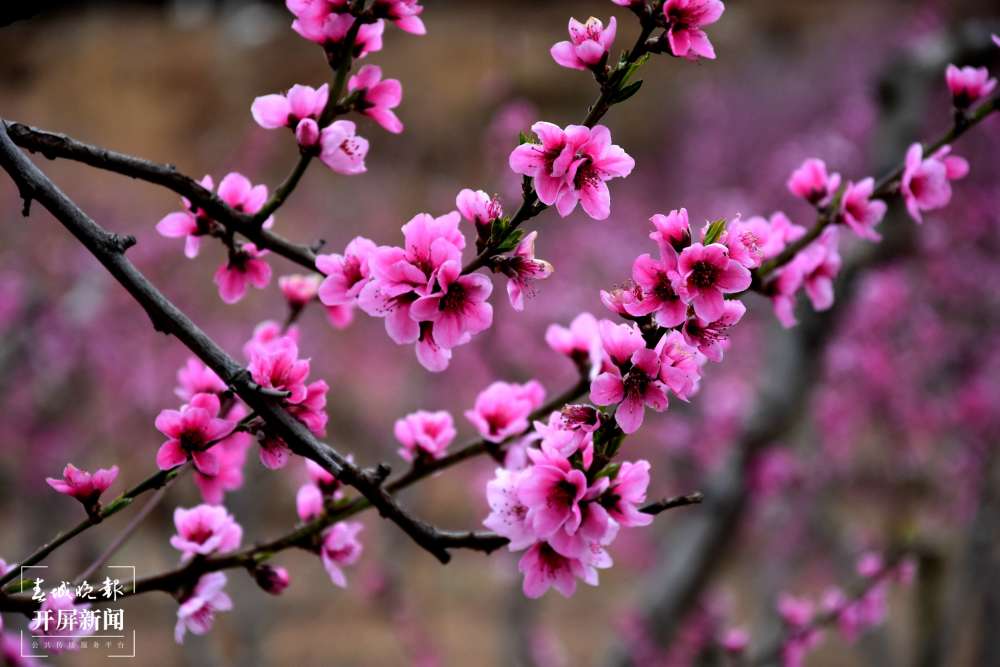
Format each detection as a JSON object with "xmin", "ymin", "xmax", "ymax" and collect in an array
[
  {"xmin": 554, "ymin": 125, "xmax": 635, "ymax": 220},
  {"xmin": 945, "ymin": 64, "xmax": 996, "ymax": 108},
  {"xmin": 723, "ymin": 215, "xmax": 774, "ymax": 269},
  {"xmin": 656, "ymin": 330, "xmax": 703, "ymax": 400},
  {"xmin": 348, "ymin": 65, "xmax": 404, "ymax": 134},
  {"xmin": 625, "ymin": 251, "xmax": 687, "ymax": 327},
  {"xmin": 394, "ymin": 410, "xmax": 456, "ymax": 462},
  {"xmin": 456, "ymin": 188, "xmax": 503, "ymax": 229},
  {"xmin": 591, "ymin": 346, "xmax": 669, "ymax": 434},
  {"xmin": 409, "ymin": 260, "xmax": 493, "ymax": 348},
  {"xmin": 465, "ymin": 380, "xmax": 546, "ymax": 443},
  {"xmin": 597, "ymin": 319, "xmax": 646, "ymax": 368},
  {"xmin": 251, "ymin": 83, "xmax": 329, "ymax": 129},
  {"xmin": 518, "ymin": 450, "xmax": 595, "ymax": 537},
  {"xmin": 175, "ymin": 357, "xmax": 227, "ymax": 401},
  {"xmin": 373, "ymin": 0, "xmax": 425, "ymax": 35},
  {"xmin": 900, "ymin": 143, "xmax": 969, "ymax": 223},
  {"xmin": 155, "ymin": 174, "xmax": 215, "ymax": 258},
  {"xmin": 682, "ymin": 299, "xmax": 746, "ymax": 362},
  {"xmin": 786, "ymin": 158, "xmax": 841, "ymax": 206},
  {"xmin": 155, "ymin": 393, "xmax": 236, "ymax": 475},
  {"xmin": 545, "ymin": 312, "xmax": 602, "ymax": 375},
  {"xmin": 550, "ymin": 16, "xmax": 617, "ymax": 71},
  {"xmin": 483, "ymin": 467, "xmax": 536, "ymax": 551},
  {"xmin": 45, "ymin": 463, "xmax": 118, "ymax": 506},
  {"xmin": 662, "ymin": 0, "xmax": 725, "ymax": 60},
  {"xmin": 247, "ymin": 340, "xmax": 311, "ymax": 405},
  {"xmin": 509, "ymin": 122, "xmax": 633, "ymax": 220},
  {"xmin": 321, "ymin": 522, "xmax": 363, "ymax": 587},
  {"xmin": 170, "ymin": 504, "xmax": 243, "ymax": 561},
  {"xmin": 193, "ymin": 425, "xmax": 252, "ymax": 505},
  {"xmin": 605, "ymin": 460, "xmax": 653, "ymax": 527},
  {"xmin": 279, "ymin": 274, "xmax": 321, "ymax": 307},
  {"xmin": 316, "ymin": 236, "xmax": 378, "ymax": 306},
  {"xmin": 214, "ymin": 243, "xmax": 272, "ymax": 304},
  {"xmin": 839, "ymin": 178, "xmax": 887, "ymax": 241},
  {"xmin": 497, "ymin": 231, "xmax": 553, "ymax": 311},
  {"xmin": 319, "ymin": 120, "xmax": 369, "ymax": 175},
  {"xmin": 676, "ymin": 242, "xmax": 751, "ymax": 321},
  {"xmin": 174, "ymin": 572, "xmax": 232, "ymax": 644},
  {"xmin": 518, "ymin": 541, "xmax": 603, "ymax": 599},
  {"xmin": 649, "ymin": 209, "xmax": 692, "ymax": 256}
]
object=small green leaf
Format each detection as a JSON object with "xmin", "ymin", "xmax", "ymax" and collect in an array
[
  {"xmin": 593, "ymin": 462, "xmax": 622, "ymax": 481},
  {"xmin": 495, "ymin": 229, "xmax": 525, "ymax": 253},
  {"xmin": 702, "ymin": 217, "xmax": 728, "ymax": 245},
  {"xmin": 612, "ymin": 80, "xmax": 643, "ymax": 104},
  {"xmin": 517, "ymin": 131, "xmax": 537, "ymax": 146}
]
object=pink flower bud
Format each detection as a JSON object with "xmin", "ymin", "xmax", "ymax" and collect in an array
[
  {"xmin": 295, "ymin": 118, "xmax": 321, "ymax": 148},
  {"xmin": 253, "ymin": 565, "xmax": 290, "ymax": 595}
]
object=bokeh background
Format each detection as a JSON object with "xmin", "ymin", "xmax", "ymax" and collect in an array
[{"xmin": 1, "ymin": 1, "xmax": 999, "ymax": 665}]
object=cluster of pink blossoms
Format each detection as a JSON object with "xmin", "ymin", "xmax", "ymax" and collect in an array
[
  {"xmin": 295, "ymin": 460, "xmax": 364, "ymax": 588},
  {"xmin": 482, "ymin": 408, "xmax": 655, "ymax": 598},
  {"xmin": 245, "ymin": 323, "xmax": 330, "ymax": 469},
  {"xmin": 156, "ymin": 172, "xmax": 275, "ymax": 304},
  {"xmin": 771, "ymin": 553, "xmax": 916, "ymax": 667},
  {"xmin": 610, "ymin": 0, "xmax": 725, "ymax": 60},
  {"xmin": 251, "ymin": 83, "xmax": 370, "ymax": 174},
  {"xmin": 286, "ymin": 0, "xmax": 425, "ymax": 53},
  {"xmin": 510, "ymin": 122, "xmax": 634, "ymax": 220},
  {"xmin": 315, "ymin": 197, "xmax": 553, "ymax": 371}
]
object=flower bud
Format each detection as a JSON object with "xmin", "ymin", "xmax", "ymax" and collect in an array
[{"xmin": 253, "ymin": 565, "xmax": 290, "ymax": 595}]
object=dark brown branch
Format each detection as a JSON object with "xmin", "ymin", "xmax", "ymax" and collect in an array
[
  {"xmin": 6, "ymin": 122, "xmax": 318, "ymax": 271},
  {"xmin": 0, "ymin": 121, "xmax": 492, "ymax": 567}
]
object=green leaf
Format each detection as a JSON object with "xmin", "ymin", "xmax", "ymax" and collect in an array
[
  {"xmin": 702, "ymin": 217, "xmax": 728, "ymax": 245},
  {"xmin": 593, "ymin": 462, "xmax": 622, "ymax": 481},
  {"xmin": 517, "ymin": 131, "xmax": 538, "ymax": 146},
  {"xmin": 611, "ymin": 80, "xmax": 643, "ymax": 104},
  {"xmin": 495, "ymin": 229, "xmax": 525, "ymax": 253}
]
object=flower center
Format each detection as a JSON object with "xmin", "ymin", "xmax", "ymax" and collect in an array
[
  {"xmin": 439, "ymin": 282, "xmax": 467, "ymax": 312},
  {"xmin": 690, "ymin": 261, "xmax": 718, "ymax": 288}
]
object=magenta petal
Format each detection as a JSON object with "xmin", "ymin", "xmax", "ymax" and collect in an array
[{"xmin": 157, "ymin": 440, "xmax": 189, "ymax": 470}]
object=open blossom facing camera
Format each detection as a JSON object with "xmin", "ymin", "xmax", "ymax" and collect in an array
[
  {"xmin": 945, "ymin": 65, "xmax": 996, "ymax": 108},
  {"xmin": 155, "ymin": 393, "xmax": 236, "ymax": 475},
  {"xmin": 319, "ymin": 120, "xmax": 369, "ymax": 175},
  {"xmin": 170, "ymin": 504, "xmax": 243, "ymax": 561},
  {"xmin": 175, "ymin": 572, "xmax": 232, "ymax": 644},
  {"xmin": 900, "ymin": 143, "xmax": 969, "ymax": 223},
  {"xmin": 45, "ymin": 463, "xmax": 118, "ymax": 508},
  {"xmin": 394, "ymin": 410, "xmax": 456, "ymax": 462},
  {"xmin": 509, "ymin": 122, "xmax": 634, "ymax": 220},
  {"xmin": 348, "ymin": 65, "xmax": 404, "ymax": 134},
  {"xmin": 410, "ymin": 260, "xmax": 493, "ymax": 348},
  {"xmin": 662, "ymin": 0, "xmax": 725, "ymax": 60},
  {"xmin": 676, "ymin": 242, "xmax": 751, "ymax": 321},
  {"xmin": 550, "ymin": 16, "xmax": 617, "ymax": 71}
]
